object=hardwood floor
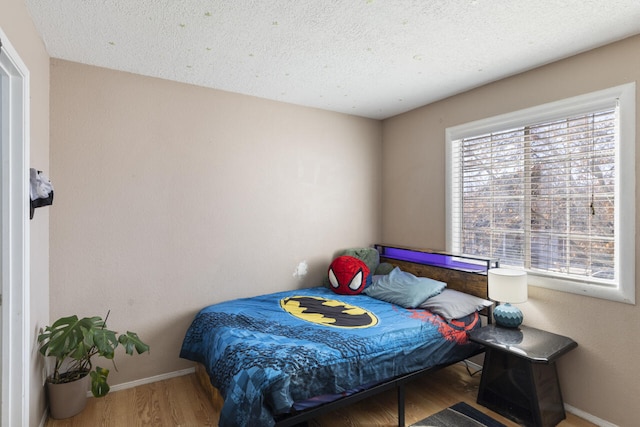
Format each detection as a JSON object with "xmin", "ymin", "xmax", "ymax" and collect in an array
[{"xmin": 46, "ymin": 362, "xmax": 596, "ymax": 427}]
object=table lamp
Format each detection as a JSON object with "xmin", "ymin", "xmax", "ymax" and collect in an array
[{"xmin": 488, "ymin": 268, "xmax": 528, "ymax": 328}]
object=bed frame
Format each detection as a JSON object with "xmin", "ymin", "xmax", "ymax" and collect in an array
[{"xmin": 194, "ymin": 244, "xmax": 498, "ymax": 427}]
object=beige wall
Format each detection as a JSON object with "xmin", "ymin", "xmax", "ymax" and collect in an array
[
  {"xmin": 382, "ymin": 35, "xmax": 640, "ymax": 426},
  {"xmin": 2, "ymin": 1, "xmax": 51, "ymax": 426},
  {"xmin": 49, "ymin": 59, "xmax": 382, "ymax": 386}
]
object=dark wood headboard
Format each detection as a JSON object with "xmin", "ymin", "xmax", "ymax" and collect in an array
[{"xmin": 375, "ymin": 244, "xmax": 498, "ymax": 300}]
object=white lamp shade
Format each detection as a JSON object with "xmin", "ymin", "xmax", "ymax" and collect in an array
[{"xmin": 488, "ymin": 268, "xmax": 528, "ymax": 303}]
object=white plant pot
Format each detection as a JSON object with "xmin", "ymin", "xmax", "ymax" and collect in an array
[{"xmin": 46, "ymin": 372, "xmax": 90, "ymax": 419}]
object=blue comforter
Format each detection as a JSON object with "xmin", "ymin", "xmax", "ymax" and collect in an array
[{"xmin": 180, "ymin": 287, "xmax": 480, "ymax": 426}]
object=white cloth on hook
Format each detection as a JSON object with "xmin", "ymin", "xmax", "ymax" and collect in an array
[
  {"xmin": 30, "ymin": 168, "xmax": 54, "ymax": 219},
  {"xmin": 30, "ymin": 168, "xmax": 53, "ymax": 201}
]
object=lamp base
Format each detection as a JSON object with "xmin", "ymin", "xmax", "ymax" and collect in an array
[{"xmin": 493, "ymin": 303, "xmax": 523, "ymax": 328}]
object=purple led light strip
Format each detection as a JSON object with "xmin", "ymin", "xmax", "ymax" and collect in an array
[{"xmin": 379, "ymin": 246, "xmax": 490, "ymax": 273}]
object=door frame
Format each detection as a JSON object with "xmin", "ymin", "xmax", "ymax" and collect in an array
[{"xmin": 0, "ymin": 27, "xmax": 30, "ymax": 427}]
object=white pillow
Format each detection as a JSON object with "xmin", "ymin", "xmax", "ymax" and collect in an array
[{"xmin": 419, "ymin": 289, "xmax": 492, "ymax": 321}]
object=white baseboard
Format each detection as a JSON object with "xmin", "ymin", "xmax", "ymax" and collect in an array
[
  {"xmin": 85, "ymin": 367, "xmax": 195, "ymax": 397},
  {"xmin": 38, "ymin": 409, "xmax": 48, "ymax": 427},
  {"xmin": 463, "ymin": 359, "xmax": 483, "ymax": 371},
  {"xmin": 564, "ymin": 403, "xmax": 618, "ymax": 427}
]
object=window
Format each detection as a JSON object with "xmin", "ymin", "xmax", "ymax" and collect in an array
[{"xmin": 446, "ymin": 83, "xmax": 635, "ymax": 304}]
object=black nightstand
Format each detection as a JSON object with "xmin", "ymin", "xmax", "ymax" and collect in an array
[{"xmin": 468, "ymin": 324, "xmax": 577, "ymax": 427}]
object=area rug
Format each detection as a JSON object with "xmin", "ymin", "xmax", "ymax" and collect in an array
[{"xmin": 411, "ymin": 402, "xmax": 507, "ymax": 427}]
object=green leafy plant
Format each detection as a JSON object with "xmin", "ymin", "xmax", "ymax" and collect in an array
[{"xmin": 38, "ymin": 312, "xmax": 150, "ymax": 397}]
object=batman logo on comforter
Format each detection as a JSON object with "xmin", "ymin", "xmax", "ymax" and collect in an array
[{"xmin": 280, "ymin": 295, "xmax": 378, "ymax": 328}]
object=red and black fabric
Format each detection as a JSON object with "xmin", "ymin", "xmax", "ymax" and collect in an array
[{"xmin": 327, "ymin": 255, "xmax": 371, "ymax": 295}]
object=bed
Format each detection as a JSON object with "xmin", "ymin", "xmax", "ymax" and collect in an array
[{"xmin": 180, "ymin": 245, "xmax": 498, "ymax": 427}]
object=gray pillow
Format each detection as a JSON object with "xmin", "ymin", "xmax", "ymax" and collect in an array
[
  {"xmin": 364, "ymin": 267, "xmax": 446, "ymax": 308},
  {"xmin": 419, "ymin": 289, "xmax": 493, "ymax": 321}
]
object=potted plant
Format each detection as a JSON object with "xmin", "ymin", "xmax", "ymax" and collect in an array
[{"xmin": 38, "ymin": 312, "xmax": 150, "ymax": 419}]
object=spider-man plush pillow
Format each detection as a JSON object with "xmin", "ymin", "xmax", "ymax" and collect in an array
[{"xmin": 328, "ymin": 255, "xmax": 371, "ymax": 295}]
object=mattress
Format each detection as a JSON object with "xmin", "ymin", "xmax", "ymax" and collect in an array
[{"xmin": 180, "ymin": 286, "xmax": 482, "ymax": 427}]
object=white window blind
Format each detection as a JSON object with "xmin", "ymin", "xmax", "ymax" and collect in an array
[
  {"xmin": 452, "ymin": 109, "xmax": 616, "ymax": 282},
  {"xmin": 446, "ymin": 83, "xmax": 635, "ymax": 303}
]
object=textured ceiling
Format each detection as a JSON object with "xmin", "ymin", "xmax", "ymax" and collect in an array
[{"xmin": 26, "ymin": 0, "xmax": 640, "ymax": 119}]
